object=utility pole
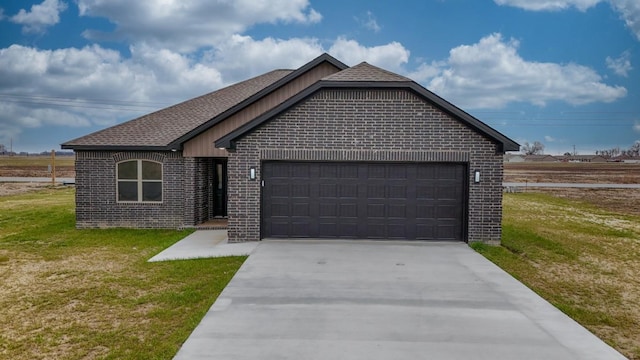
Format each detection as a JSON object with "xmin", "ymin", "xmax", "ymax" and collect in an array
[
  {"xmin": 572, "ymin": 144, "xmax": 576, "ymax": 156},
  {"xmin": 51, "ymin": 149, "xmax": 56, "ymax": 185}
]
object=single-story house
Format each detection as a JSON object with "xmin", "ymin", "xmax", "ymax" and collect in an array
[
  {"xmin": 503, "ymin": 154, "xmax": 525, "ymax": 163},
  {"xmin": 555, "ymin": 155, "xmax": 607, "ymax": 163},
  {"xmin": 524, "ymin": 155, "xmax": 558, "ymax": 162},
  {"xmin": 62, "ymin": 53, "xmax": 519, "ymax": 243}
]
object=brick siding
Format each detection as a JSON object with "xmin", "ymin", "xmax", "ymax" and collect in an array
[
  {"xmin": 228, "ymin": 88, "xmax": 503, "ymax": 243},
  {"xmin": 74, "ymin": 150, "xmax": 208, "ymax": 229}
]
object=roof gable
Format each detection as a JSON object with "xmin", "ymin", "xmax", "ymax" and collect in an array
[
  {"xmin": 62, "ymin": 53, "xmax": 348, "ymax": 150},
  {"xmin": 215, "ymin": 77, "xmax": 520, "ymax": 153}
]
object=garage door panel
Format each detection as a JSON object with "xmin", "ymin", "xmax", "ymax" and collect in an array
[
  {"xmin": 415, "ymin": 224, "xmax": 436, "ymax": 240},
  {"xmin": 367, "ymin": 164, "xmax": 386, "ymax": 178},
  {"xmin": 437, "ymin": 205, "xmax": 462, "ymax": 219},
  {"xmin": 271, "ymin": 184, "xmax": 290, "ymax": 197},
  {"xmin": 269, "ymin": 221, "xmax": 290, "ymax": 237},
  {"xmin": 388, "ymin": 185, "xmax": 407, "ymax": 199},
  {"xmin": 262, "ymin": 162, "xmax": 465, "ymax": 240},
  {"xmin": 416, "ymin": 185, "xmax": 436, "ymax": 199},
  {"xmin": 339, "ymin": 203, "xmax": 358, "ymax": 218},
  {"xmin": 290, "ymin": 222, "xmax": 312, "ymax": 237},
  {"xmin": 417, "ymin": 166, "xmax": 436, "ymax": 180},
  {"xmin": 266, "ymin": 162, "xmax": 291, "ymax": 177},
  {"xmin": 367, "ymin": 203, "xmax": 385, "ymax": 218},
  {"xmin": 269, "ymin": 203, "xmax": 290, "ymax": 217},
  {"xmin": 366, "ymin": 223, "xmax": 386, "ymax": 238},
  {"xmin": 319, "ymin": 183, "xmax": 337, "ymax": 197},
  {"xmin": 387, "ymin": 224, "xmax": 408, "ymax": 239},
  {"xmin": 387, "ymin": 164, "xmax": 408, "ymax": 179},
  {"xmin": 416, "ymin": 205, "xmax": 435, "ymax": 219},
  {"xmin": 388, "ymin": 204, "xmax": 406, "ymax": 218},
  {"xmin": 436, "ymin": 225, "xmax": 461, "ymax": 240},
  {"xmin": 318, "ymin": 223, "xmax": 337, "ymax": 237},
  {"xmin": 289, "ymin": 185, "xmax": 308, "ymax": 198},
  {"xmin": 319, "ymin": 164, "xmax": 338, "ymax": 178},
  {"xmin": 438, "ymin": 165, "xmax": 461, "ymax": 179},
  {"xmin": 436, "ymin": 185, "xmax": 461, "ymax": 200},
  {"xmin": 339, "ymin": 165, "xmax": 358, "ymax": 179},
  {"xmin": 367, "ymin": 184, "xmax": 386, "ymax": 198},
  {"xmin": 291, "ymin": 202, "xmax": 310, "ymax": 216},
  {"xmin": 338, "ymin": 223, "xmax": 358, "ymax": 238},
  {"xmin": 291, "ymin": 164, "xmax": 310, "ymax": 178},
  {"xmin": 339, "ymin": 184, "xmax": 358, "ymax": 197},
  {"xmin": 319, "ymin": 202, "xmax": 337, "ymax": 217}
]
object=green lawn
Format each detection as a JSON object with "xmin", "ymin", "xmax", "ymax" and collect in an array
[
  {"xmin": 473, "ymin": 192, "xmax": 640, "ymax": 359},
  {"xmin": 0, "ymin": 187, "xmax": 245, "ymax": 359}
]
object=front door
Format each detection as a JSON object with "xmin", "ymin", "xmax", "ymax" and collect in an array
[{"xmin": 212, "ymin": 159, "xmax": 228, "ymax": 217}]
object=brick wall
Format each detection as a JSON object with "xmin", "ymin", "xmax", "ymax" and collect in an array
[
  {"xmin": 228, "ymin": 88, "xmax": 503, "ymax": 243},
  {"xmin": 75, "ymin": 150, "xmax": 196, "ymax": 228}
]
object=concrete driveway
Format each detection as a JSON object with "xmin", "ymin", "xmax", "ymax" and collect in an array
[{"xmin": 174, "ymin": 240, "xmax": 625, "ymax": 360}]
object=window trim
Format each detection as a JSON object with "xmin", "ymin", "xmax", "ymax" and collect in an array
[{"xmin": 116, "ymin": 159, "xmax": 163, "ymax": 203}]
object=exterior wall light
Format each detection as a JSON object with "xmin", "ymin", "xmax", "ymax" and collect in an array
[
  {"xmin": 249, "ymin": 166, "xmax": 257, "ymax": 180},
  {"xmin": 474, "ymin": 170, "xmax": 481, "ymax": 183}
]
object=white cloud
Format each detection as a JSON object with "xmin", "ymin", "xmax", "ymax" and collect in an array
[
  {"xmin": 634, "ymin": 121, "xmax": 640, "ymax": 132},
  {"xmin": 495, "ymin": 0, "xmax": 640, "ymax": 41},
  {"xmin": 356, "ymin": 11, "xmax": 381, "ymax": 33},
  {"xmin": 606, "ymin": 50, "xmax": 633, "ymax": 76},
  {"xmin": 0, "ymin": 44, "xmax": 225, "ymax": 135},
  {"xmin": 206, "ymin": 35, "xmax": 324, "ymax": 82},
  {"xmin": 77, "ymin": 0, "xmax": 322, "ymax": 52},
  {"xmin": 329, "ymin": 37, "xmax": 410, "ymax": 72},
  {"xmin": 421, "ymin": 33, "xmax": 626, "ymax": 109},
  {"xmin": 493, "ymin": 0, "xmax": 600, "ymax": 11},
  {"xmin": 10, "ymin": 0, "xmax": 67, "ymax": 34},
  {"xmin": 407, "ymin": 61, "xmax": 446, "ymax": 83},
  {"xmin": 544, "ymin": 135, "xmax": 557, "ymax": 142},
  {"xmin": 610, "ymin": 0, "xmax": 640, "ymax": 41}
]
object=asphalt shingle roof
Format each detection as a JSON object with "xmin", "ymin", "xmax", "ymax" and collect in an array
[
  {"xmin": 62, "ymin": 69, "xmax": 293, "ymax": 148},
  {"xmin": 322, "ymin": 62, "xmax": 411, "ymax": 82}
]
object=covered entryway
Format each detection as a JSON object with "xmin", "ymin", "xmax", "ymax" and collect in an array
[{"xmin": 261, "ymin": 161, "xmax": 466, "ymax": 240}]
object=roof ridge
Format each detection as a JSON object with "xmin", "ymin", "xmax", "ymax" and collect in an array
[{"xmin": 322, "ymin": 62, "xmax": 412, "ymax": 82}]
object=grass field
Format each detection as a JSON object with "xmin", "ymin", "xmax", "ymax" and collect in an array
[
  {"xmin": 2, "ymin": 160, "xmax": 639, "ymax": 358},
  {"xmin": 473, "ymin": 192, "xmax": 640, "ymax": 359},
  {"xmin": 0, "ymin": 187, "xmax": 245, "ymax": 359},
  {"xmin": 0, "ymin": 155, "xmax": 75, "ymax": 177},
  {"xmin": 504, "ymin": 161, "xmax": 640, "ymax": 184}
]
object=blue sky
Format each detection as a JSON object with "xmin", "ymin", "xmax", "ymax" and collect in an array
[{"xmin": 0, "ymin": 0, "xmax": 638, "ymax": 155}]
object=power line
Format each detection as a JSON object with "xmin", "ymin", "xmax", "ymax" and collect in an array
[
  {"xmin": 0, "ymin": 93, "xmax": 174, "ymax": 112},
  {"xmin": 0, "ymin": 93, "xmax": 171, "ymax": 107}
]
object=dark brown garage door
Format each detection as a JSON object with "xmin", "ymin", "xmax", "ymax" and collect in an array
[{"xmin": 262, "ymin": 162, "xmax": 466, "ymax": 240}]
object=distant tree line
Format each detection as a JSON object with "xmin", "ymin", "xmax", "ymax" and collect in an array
[
  {"xmin": 0, "ymin": 144, "xmax": 73, "ymax": 156},
  {"xmin": 596, "ymin": 141, "xmax": 640, "ymax": 158}
]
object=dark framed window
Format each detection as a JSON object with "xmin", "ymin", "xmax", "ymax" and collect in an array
[{"xmin": 117, "ymin": 160, "xmax": 162, "ymax": 202}]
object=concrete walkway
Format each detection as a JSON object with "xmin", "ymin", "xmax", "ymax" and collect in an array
[
  {"xmin": 173, "ymin": 240, "xmax": 624, "ymax": 360},
  {"xmin": 148, "ymin": 230, "xmax": 258, "ymax": 262}
]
